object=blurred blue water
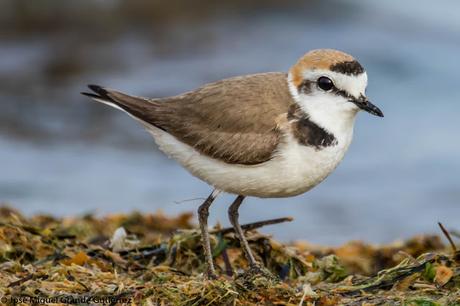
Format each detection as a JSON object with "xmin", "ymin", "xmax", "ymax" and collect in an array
[{"xmin": 1, "ymin": 0, "xmax": 459, "ymax": 244}]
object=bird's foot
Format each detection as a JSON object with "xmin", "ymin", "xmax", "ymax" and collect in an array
[{"xmin": 204, "ymin": 268, "xmax": 219, "ymax": 280}]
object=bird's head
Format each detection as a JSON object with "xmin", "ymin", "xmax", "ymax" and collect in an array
[{"xmin": 288, "ymin": 49, "xmax": 383, "ymax": 126}]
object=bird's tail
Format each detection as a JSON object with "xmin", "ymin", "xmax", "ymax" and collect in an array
[{"xmin": 81, "ymin": 85, "xmax": 160, "ymax": 127}]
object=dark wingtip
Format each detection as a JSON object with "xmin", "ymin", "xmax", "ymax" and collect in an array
[
  {"xmin": 88, "ymin": 84, "xmax": 106, "ymax": 94},
  {"xmin": 83, "ymin": 84, "xmax": 114, "ymax": 102}
]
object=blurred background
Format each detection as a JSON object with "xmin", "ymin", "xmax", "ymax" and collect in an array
[{"xmin": 1, "ymin": 0, "xmax": 459, "ymax": 245}]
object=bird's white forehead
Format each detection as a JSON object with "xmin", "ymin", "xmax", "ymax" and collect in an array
[{"xmin": 301, "ymin": 69, "xmax": 368, "ymax": 98}]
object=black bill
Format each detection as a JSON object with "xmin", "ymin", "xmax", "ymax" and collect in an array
[{"xmin": 351, "ymin": 96, "xmax": 384, "ymax": 117}]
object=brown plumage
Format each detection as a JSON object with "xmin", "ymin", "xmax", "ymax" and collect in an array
[{"xmin": 84, "ymin": 72, "xmax": 294, "ymax": 165}]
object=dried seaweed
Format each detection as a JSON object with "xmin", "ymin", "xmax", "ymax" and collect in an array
[{"xmin": 1, "ymin": 205, "xmax": 460, "ymax": 305}]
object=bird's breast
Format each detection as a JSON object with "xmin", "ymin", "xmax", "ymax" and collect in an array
[{"xmin": 259, "ymin": 132, "xmax": 352, "ymax": 197}]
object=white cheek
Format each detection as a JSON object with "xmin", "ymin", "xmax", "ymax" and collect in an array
[
  {"xmin": 299, "ymin": 92, "xmax": 351, "ymax": 114},
  {"xmin": 287, "ymin": 73, "xmax": 358, "ymax": 137}
]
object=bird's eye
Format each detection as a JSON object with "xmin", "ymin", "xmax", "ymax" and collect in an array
[{"xmin": 317, "ymin": 76, "xmax": 334, "ymax": 91}]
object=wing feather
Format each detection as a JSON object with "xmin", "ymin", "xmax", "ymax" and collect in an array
[{"xmin": 83, "ymin": 73, "xmax": 293, "ymax": 165}]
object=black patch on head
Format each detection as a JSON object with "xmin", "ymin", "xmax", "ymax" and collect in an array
[
  {"xmin": 287, "ymin": 104, "xmax": 338, "ymax": 150},
  {"xmin": 330, "ymin": 60, "xmax": 364, "ymax": 75}
]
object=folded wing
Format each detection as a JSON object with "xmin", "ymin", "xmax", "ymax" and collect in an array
[{"xmin": 83, "ymin": 72, "xmax": 292, "ymax": 165}]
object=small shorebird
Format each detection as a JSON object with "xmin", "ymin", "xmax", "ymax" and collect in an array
[{"xmin": 82, "ymin": 49, "xmax": 383, "ymax": 278}]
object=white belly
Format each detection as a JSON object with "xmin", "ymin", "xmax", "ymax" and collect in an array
[{"xmin": 146, "ymin": 125, "xmax": 353, "ymax": 198}]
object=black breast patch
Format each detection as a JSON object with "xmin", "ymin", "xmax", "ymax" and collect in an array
[{"xmin": 287, "ymin": 104, "xmax": 338, "ymax": 150}]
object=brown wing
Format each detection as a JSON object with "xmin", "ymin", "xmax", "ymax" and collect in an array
[{"xmin": 83, "ymin": 72, "xmax": 293, "ymax": 165}]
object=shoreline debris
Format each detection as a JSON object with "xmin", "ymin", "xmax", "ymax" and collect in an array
[{"xmin": 0, "ymin": 206, "xmax": 459, "ymax": 305}]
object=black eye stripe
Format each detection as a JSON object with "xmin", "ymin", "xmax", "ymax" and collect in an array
[
  {"xmin": 297, "ymin": 80, "xmax": 312, "ymax": 94},
  {"xmin": 331, "ymin": 87, "xmax": 355, "ymax": 100},
  {"xmin": 296, "ymin": 78, "xmax": 361, "ymax": 101},
  {"xmin": 333, "ymin": 88, "xmax": 351, "ymax": 99},
  {"xmin": 332, "ymin": 88, "xmax": 366, "ymax": 103}
]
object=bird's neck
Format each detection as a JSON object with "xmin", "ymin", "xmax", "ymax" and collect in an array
[
  {"xmin": 287, "ymin": 85, "xmax": 357, "ymax": 143},
  {"xmin": 302, "ymin": 99, "xmax": 357, "ymax": 139}
]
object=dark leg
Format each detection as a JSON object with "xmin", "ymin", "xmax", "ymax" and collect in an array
[
  {"xmin": 228, "ymin": 195, "xmax": 258, "ymax": 267},
  {"xmin": 198, "ymin": 189, "xmax": 221, "ymax": 278}
]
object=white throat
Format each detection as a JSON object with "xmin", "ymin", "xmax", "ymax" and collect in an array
[{"xmin": 287, "ymin": 73, "xmax": 358, "ymax": 140}]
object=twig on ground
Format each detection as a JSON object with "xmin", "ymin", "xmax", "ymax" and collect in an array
[
  {"xmin": 173, "ymin": 197, "xmax": 207, "ymax": 204},
  {"xmin": 438, "ymin": 222, "xmax": 457, "ymax": 253},
  {"xmin": 211, "ymin": 217, "xmax": 294, "ymax": 235}
]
